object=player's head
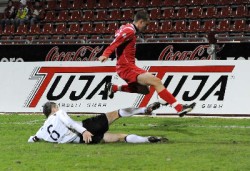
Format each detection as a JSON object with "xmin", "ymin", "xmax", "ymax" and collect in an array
[
  {"xmin": 133, "ymin": 10, "xmax": 149, "ymax": 32},
  {"xmin": 43, "ymin": 101, "xmax": 57, "ymax": 118},
  {"xmin": 8, "ymin": 0, "xmax": 13, "ymax": 6}
]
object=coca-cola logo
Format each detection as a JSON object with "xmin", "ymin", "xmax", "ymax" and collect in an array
[
  {"xmin": 158, "ymin": 45, "xmax": 212, "ymax": 60},
  {"xmin": 45, "ymin": 46, "xmax": 104, "ymax": 61}
]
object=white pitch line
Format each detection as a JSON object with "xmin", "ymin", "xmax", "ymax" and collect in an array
[{"xmin": 0, "ymin": 119, "xmax": 45, "ymax": 125}]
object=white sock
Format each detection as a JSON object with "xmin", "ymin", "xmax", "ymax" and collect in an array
[
  {"xmin": 125, "ymin": 134, "xmax": 149, "ymax": 143},
  {"xmin": 119, "ymin": 107, "xmax": 146, "ymax": 117},
  {"xmin": 118, "ymin": 85, "xmax": 122, "ymax": 91}
]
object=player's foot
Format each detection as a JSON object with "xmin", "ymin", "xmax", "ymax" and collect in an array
[
  {"xmin": 178, "ymin": 102, "xmax": 196, "ymax": 117},
  {"xmin": 145, "ymin": 102, "xmax": 161, "ymax": 115},
  {"xmin": 148, "ymin": 136, "xmax": 168, "ymax": 143},
  {"xmin": 104, "ymin": 82, "xmax": 114, "ymax": 99}
]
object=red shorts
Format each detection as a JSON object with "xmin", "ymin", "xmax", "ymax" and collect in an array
[{"xmin": 116, "ymin": 64, "xmax": 147, "ymax": 84}]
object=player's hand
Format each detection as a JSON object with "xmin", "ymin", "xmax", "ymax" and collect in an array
[
  {"xmin": 82, "ymin": 130, "xmax": 93, "ymax": 144},
  {"xmin": 98, "ymin": 56, "xmax": 108, "ymax": 62}
]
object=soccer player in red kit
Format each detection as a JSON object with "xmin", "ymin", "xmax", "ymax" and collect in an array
[{"xmin": 99, "ymin": 11, "xmax": 196, "ymax": 117}]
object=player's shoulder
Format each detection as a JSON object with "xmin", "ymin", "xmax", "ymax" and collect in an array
[{"xmin": 121, "ymin": 23, "xmax": 136, "ymax": 34}]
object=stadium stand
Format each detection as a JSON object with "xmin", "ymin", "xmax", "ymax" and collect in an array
[{"xmin": 0, "ymin": 0, "xmax": 249, "ymax": 44}]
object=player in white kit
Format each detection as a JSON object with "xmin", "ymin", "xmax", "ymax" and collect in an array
[{"xmin": 28, "ymin": 101, "xmax": 167, "ymax": 144}]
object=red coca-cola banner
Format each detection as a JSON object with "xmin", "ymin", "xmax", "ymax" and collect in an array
[{"xmin": 0, "ymin": 43, "xmax": 249, "ymax": 62}]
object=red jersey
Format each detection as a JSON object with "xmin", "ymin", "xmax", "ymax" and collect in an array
[{"xmin": 102, "ymin": 23, "xmax": 137, "ymax": 67}]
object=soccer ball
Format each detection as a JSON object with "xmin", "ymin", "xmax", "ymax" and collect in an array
[{"xmin": 156, "ymin": 95, "xmax": 168, "ymax": 105}]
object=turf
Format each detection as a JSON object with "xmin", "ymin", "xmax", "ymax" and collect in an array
[{"xmin": 0, "ymin": 114, "xmax": 250, "ymax": 171}]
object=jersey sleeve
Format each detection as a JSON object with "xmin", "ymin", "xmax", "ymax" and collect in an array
[
  {"xmin": 28, "ymin": 126, "xmax": 44, "ymax": 143},
  {"xmin": 58, "ymin": 110, "xmax": 86, "ymax": 134},
  {"xmin": 102, "ymin": 28, "xmax": 135, "ymax": 58}
]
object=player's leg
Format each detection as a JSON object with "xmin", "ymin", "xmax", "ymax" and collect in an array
[
  {"xmin": 105, "ymin": 103, "xmax": 161, "ymax": 125},
  {"xmin": 104, "ymin": 66, "xmax": 149, "ymax": 98},
  {"xmin": 103, "ymin": 132, "xmax": 167, "ymax": 143},
  {"xmin": 137, "ymin": 72, "xmax": 196, "ymax": 116}
]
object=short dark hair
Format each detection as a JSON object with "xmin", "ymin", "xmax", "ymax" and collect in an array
[
  {"xmin": 134, "ymin": 11, "xmax": 149, "ymax": 22},
  {"xmin": 43, "ymin": 102, "xmax": 56, "ymax": 118}
]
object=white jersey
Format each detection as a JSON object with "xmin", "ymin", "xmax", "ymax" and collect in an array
[{"xmin": 28, "ymin": 109, "xmax": 86, "ymax": 143}]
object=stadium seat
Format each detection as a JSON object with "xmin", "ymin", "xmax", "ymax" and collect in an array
[
  {"xmin": 149, "ymin": 0, "xmax": 163, "ymax": 7},
  {"xmin": 173, "ymin": 20, "xmax": 187, "ymax": 33},
  {"xmin": 217, "ymin": 6, "xmax": 232, "ymax": 18},
  {"xmin": 201, "ymin": 20, "xmax": 216, "ymax": 32},
  {"xmin": 145, "ymin": 21, "xmax": 159, "ymax": 33},
  {"xmin": 43, "ymin": 11, "xmax": 56, "ymax": 23},
  {"xmin": 189, "ymin": 7, "xmax": 202, "ymax": 19},
  {"xmin": 123, "ymin": 0, "xmax": 136, "ymax": 8},
  {"xmin": 175, "ymin": 7, "xmax": 188, "ymax": 19},
  {"xmin": 69, "ymin": 10, "xmax": 82, "ymax": 22},
  {"xmin": 103, "ymin": 34, "xmax": 114, "ymax": 39},
  {"xmin": 90, "ymin": 35, "xmax": 102, "ymax": 39},
  {"xmin": 96, "ymin": 10, "xmax": 107, "ymax": 21},
  {"xmin": 15, "ymin": 24, "xmax": 28, "ymax": 35},
  {"xmin": 110, "ymin": 0, "xmax": 121, "ymax": 8},
  {"xmin": 93, "ymin": 22, "xmax": 105, "ymax": 34},
  {"xmin": 164, "ymin": 0, "xmax": 177, "ymax": 6},
  {"xmin": 232, "ymin": 5, "xmax": 247, "ymax": 18},
  {"xmin": 71, "ymin": 0, "xmax": 83, "ymax": 9},
  {"xmin": 191, "ymin": 0, "xmax": 205, "ymax": 5},
  {"xmin": 77, "ymin": 35, "xmax": 88, "ymax": 42},
  {"xmin": 96, "ymin": 0, "xmax": 109, "ymax": 8},
  {"xmin": 205, "ymin": 0, "xmax": 220, "ymax": 5},
  {"xmin": 64, "ymin": 35, "xmax": 82, "ymax": 44},
  {"xmin": 12, "ymin": 36, "xmax": 26, "ymax": 44},
  {"xmin": 55, "ymin": 23, "xmax": 67, "ymax": 35},
  {"xmin": 178, "ymin": 0, "xmax": 191, "ymax": 6},
  {"xmin": 137, "ymin": 0, "xmax": 149, "ymax": 7},
  {"xmin": 26, "ymin": 35, "xmax": 37, "ymax": 42},
  {"xmin": 108, "ymin": 9, "xmax": 121, "ymax": 21},
  {"xmin": 82, "ymin": 10, "xmax": 94, "ymax": 21},
  {"xmin": 67, "ymin": 23, "xmax": 80, "ymax": 34},
  {"xmin": 232, "ymin": 0, "xmax": 247, "ymax": 4},
  {"xmin": 149, "ymin": 8, "xmax": 161, "ymax": 20},
  {"xmin": 80, "ymin": 23, "xmax": 93, "ymax": 34},
  {"xmin": 41, "ymin": 23, "xmax": 54, "ymax": 35},
  {"xmin": 2, "ymin": 25, "xmax": 15, "ymax": 36},
  {"xmin": 83, "ymin": 0, "xmax": 96, "ymax": 9},
  {"xmin": 187, "ymin": 20, "xmax": 201, "ymax": 32},
  {"xmin": 28, "ymin": 24, "xmax": 41, "ymax": 35},
  {"xmin": 202, "ymin": 7, "xmax": 217, "ymax": 18},
  {"xmin": 0, "ymin": 36, "xmax": 11, "ymax": 44},
  {"xmin": 106, "ymin": 22, "xmax": 119, "ymax": 34},
  {"xmin": 163, "ymin": 8, "xmax": 175, "ymax": 19},
  {"xmin": 160, "ymin": 20, "xmax": 173, "ymax": 33},
  {"xmin": 220, "ymin": 0, "xmax": 233, "ymax": 5},
  {"xmin": 46, "ymin": 1, "xmax": 57, "ymax": 10},
  {"xmin": 56, "ymin": 11, "xmax": 69, "ymax": 22},
  {"xmin": 232, "ymin": 19, "xmax": 246, "ymax": 32},
  {"xmin": 122, "ymin": 9, "xmax": 134, "ymax": 21},
  {"xmin": 216, "ymin": 19, "xmax": 230, "ymax": 32},
  {"xmin": 59, "ymin": 0, "xmax": 69, "ymax": 10}
]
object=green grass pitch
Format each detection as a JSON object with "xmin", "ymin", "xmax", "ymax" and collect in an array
[{"xmin": 0, "ymin": 114, "xmax": 250, "ymax": 171}]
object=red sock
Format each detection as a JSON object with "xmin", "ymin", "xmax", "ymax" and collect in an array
[
  {"xmin": 175, "ymin": 104, "xmax": 183, "ymax": 112},
  {"xmin": 158, "ymin": 89, "xmax": 183, "ymax": 112},
  {"xmin": 121, "ymin": 85, "xmax": 136, "ymax": 93},
  {"xmin": 112, "ymin": 85, "xmax": 118, "ymax": 92}
]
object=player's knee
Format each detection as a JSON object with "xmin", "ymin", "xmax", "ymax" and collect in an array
[{"xmin": 151, "ymin": 77, "xmax": 162, "ymax": 86}]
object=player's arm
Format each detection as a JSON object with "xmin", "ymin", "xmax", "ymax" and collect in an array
[
  {"xmin": 59, "ymin": 111, "xmax": 93, "ymax": 143},
  {"xmin": 28, "ymin": 126, "xmax": 44, "ymax": 143},
  {"xmin": 99, "ymin": 28, "xmax": 134, "ymax": 62}
]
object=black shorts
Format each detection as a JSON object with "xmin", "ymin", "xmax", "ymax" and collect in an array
[{"xmin": 79, "ymin": 114, "xmax": 109, "ymax": 144}]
